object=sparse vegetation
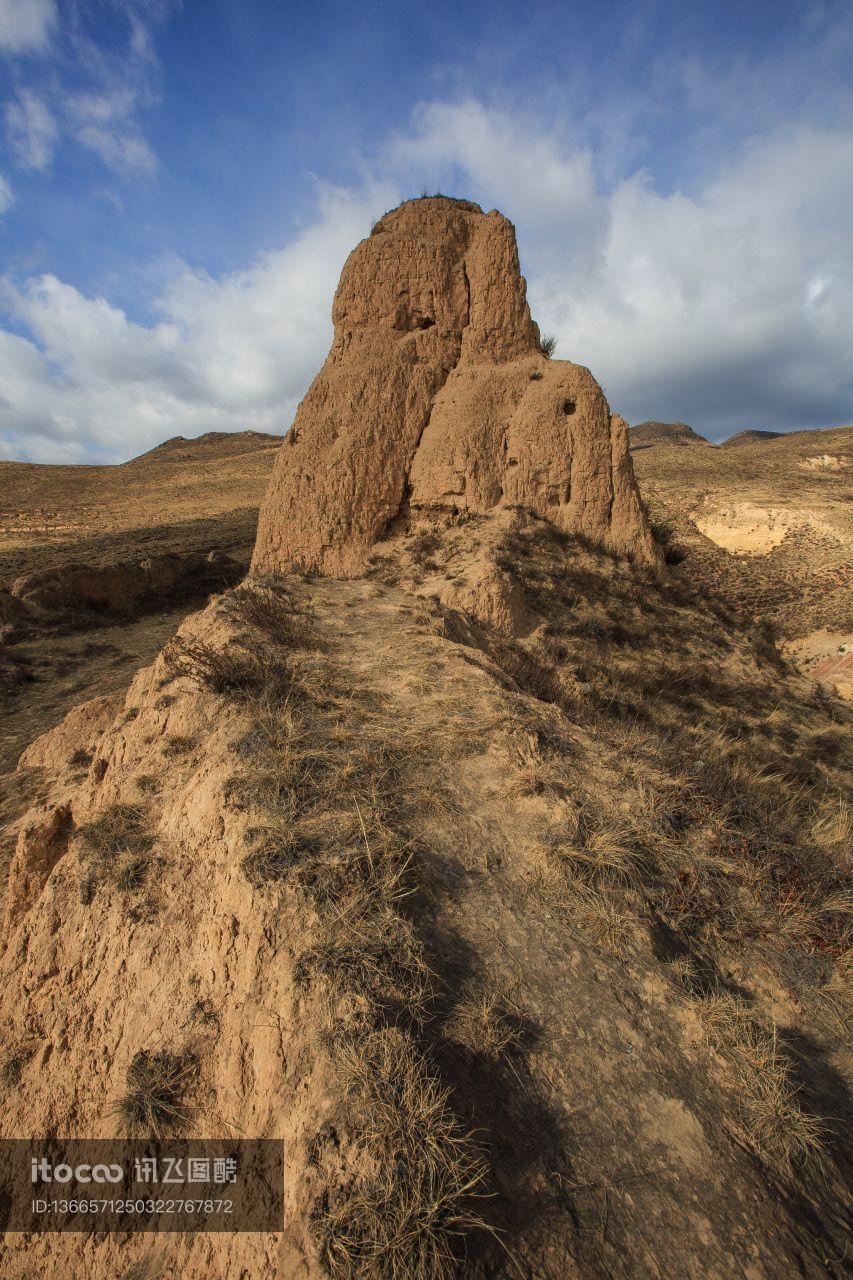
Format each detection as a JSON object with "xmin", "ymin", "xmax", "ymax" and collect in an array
[
  {"xmin": 408, "ymin": 529, "xmax": 442, "ymax": 569},
  {"xmin": 445, "ymin": 987, "xmax": 523, "ymax": 1061},
  {"xmin": 187, "ymin": 998, "xmax": 219, "ymax": 1029},
  {"xmin": 163, "ymin": 635, "xmax": 270, "ymax": 697},
  {"xmin": 76, "ymin": 802, "xmax": 154, "ymax": 895},
  {"xmin": 221, "ymin": 597, "xmax": 492, "ymax": 1276},
  {"xmin": 697, "ymin": 989, "xmax": 827, "ymax": 1171},
  {"xmin": 650, "ymin": 518, "xmax": 686, "ymax": 565},
  {"xmin": 222, "ymin": 575, "xmax": 316, "ymax": 646},
  {"xmin": 496, "ymin": 520, "xmax": 852, "ymax": 964},
  {"xmin": 538, "ymin": 334, "xmax": 557, "ymax": 358},
  {"xmin": 161, "ymin": 733, "xmax": 198, "ymax": 757},
  {"xmin": 116, "ymin": 1048, "xmax": 198, "ymax": 1137},
  {"xmin": 311, "ymin": 1028, "xmax": 489, "ymax": 1280},
  {"xmin": 240, "ymin": 819, "xmax": 304, "ymax": 885}
]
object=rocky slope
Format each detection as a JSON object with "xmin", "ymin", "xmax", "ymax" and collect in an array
[{"xmin": 2, "ymin": 525, "xmax": 851, "ymax": 1280}]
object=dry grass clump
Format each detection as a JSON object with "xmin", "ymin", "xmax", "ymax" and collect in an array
[
  {"xmin": 239, "ymin": 810, "xmax": 321, "ymax": 886},
  {"xmin": 161, "ymin": 733, "xmax": 198, "ymax": 757},
  {"xmin": 241, "ymin": 841, "xmax": 299, "ymax": 887},
  {"xmin": 78, "ymin": 802, "xmax": 147, "ymax": 855},
  {"xmin": 76, "ymin": 802, "xmax": 154, "ymax": 895},
  {"xmin": 408, "ymin": 530, "xmax": 442, "ymax": 569},
  {"xmin": 529, "ymin": 856, "xmax": 634, "ymax": 950},
  {"xmin": 571, "ymin": 884, "xmax": 635, "ymax": 948},
  {"xmin": 697, "ymin": 990, "xmax": 827, "ymax": 1172},
  {"xmin": 531, "ymin": 805, "xmax": 639, "ymax": 948},
  {"xmin": 295, "ymin": 894, "xmax": 433, "ymax": 1018},
  {"xmin": 164, "ymin": 635, "xmax": 272, "ymax": 698},
  {"xmin": 811, "ymin": 952, "xmax": 852, "ymax": 1038},
  {"xmin": 187, "ymin": 997, "xmax": 219, "ymax": 1030},
  {"xmin": 311, "ymin": 1028, "xmax": 489, "ymax": 1280},
  {"xmin": 444, "ymin": 987, "xmax": 523, "ymax": 1061},
  {"xmin": 116, "ymin": 1048, "xmax": 199, "ymax": 1137},
  {"xmin": 222, "ymin": 575, "xmax": 316, "ymax": 647},
  {"xmin": 544, "ymin": 808, "xmax": 639, "ymax": 888}
]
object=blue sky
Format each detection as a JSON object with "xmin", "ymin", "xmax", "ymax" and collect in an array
[{"xmin": 1, "ymin": 0, "xmax": 851, "ymax": 461}]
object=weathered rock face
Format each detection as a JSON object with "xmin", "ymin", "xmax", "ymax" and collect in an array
[{"xmin": 252, "ymin": 197, "xmax": 660, "ymax": 577}]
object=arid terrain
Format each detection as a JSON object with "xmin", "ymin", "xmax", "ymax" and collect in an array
[
  {"xmin": 631, "ymin": 423, "xmax": 852, "ymax": 696},
  {"xmin": 0, "ymin": 199, "xmax": 850, "ymax": 1279}
]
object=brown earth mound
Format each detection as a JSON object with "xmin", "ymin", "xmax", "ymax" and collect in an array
[
  {"xmin": 131, "ymin": 429, "xmax": 282, "ymax": 466},
  {"xmin": 629, "ymin": 421, "xmax": 708, "ymax": 449},
  {"xmin": 253, "ymin": 197, "xmax": 659, "ymax": 578},
  {"xmin": 10, "ymin": 549, "xmax": 241, "ymax": 622}
]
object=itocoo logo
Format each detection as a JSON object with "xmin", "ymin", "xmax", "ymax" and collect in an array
[{"xmin": 31, "ymin": 1157, "xmax": 123, "ymax": 1184}]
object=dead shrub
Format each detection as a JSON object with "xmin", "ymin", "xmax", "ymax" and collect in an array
[
  {"xmin": 164, "ymin": 636, "xmax": 272, "ymax": 698},
  {"xmin": 76, "ymin": 803, "xmax": 154, "ymax": 894},
  {"xmin": 77, "ymin": 804, "xmax": 148, "ymax": 858},
  {"xmin": 187, "ymin": 998, "xmax": 219, "ymax": 1030},
  {"xmin": 239, "ymin": 816, "xmax": 321, "ymax": 887},
  {"xmin": 295, "ymin": 900, "xmax": 433, "ymax": 1017},
  {"xmin": 161, "ymin": 734, "xmax": 198, "ymax": 757},
  {"xmin": 408, "ymin": 530, "xmax": 442, "ymax": 568},
  {"xmin": 544, "ymin": 810, "xmax": 639, "ymax": 888},
  {"xmin": 113, "ymin": 853, "xmax": 150, "ymax": 892},
  {"xmin": 222, "ymin": 576, "xmax": 316, "ymax": 647}
]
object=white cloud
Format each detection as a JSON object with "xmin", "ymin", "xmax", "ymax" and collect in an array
[
  {"xmin": 0, "ymin": 9, "xmax": 163, "ymax": 180},
  {"xmin": 68, "ymin": 89, "xmax": 156, "ymax": 176},
  {"xmin": 376, "ymin": 101, "xmax": 853, "ymax": 438},
  {"xmin": 0, "ymin": 180, "xmax": 396, "ymax": 461},
  {"xmin": 74, "ymin": 122, "xmax": 156, "ymax": 175},
  {"xmin": 1, "ymin": 100, "xmax": 852, "ymax": 462},
  {"xmin": 5, "ymin": 89, "xmax": 58, "ymax": 169},
  {"xmin": 0, "ymin": 171, "xmax": 12, "ymax": 212},
  {"xmin": 0, "ymin": 0, "xmax": 57, "ymax": 53}
]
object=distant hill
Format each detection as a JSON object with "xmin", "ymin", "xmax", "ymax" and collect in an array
[
  {"xmin": 720, "ymin": 430, "xmax": 783, "ymax": 448},
  {"xmin": 629, "ymin": 421, "xmax": 709, "ymax": 449},
  {"xmin": 128, "ymin": 429, "xmax": 283, "ymax": 465},
  {"xmin": 0, "ymin": 430, "xmax": 282, "ymax": 588}
]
